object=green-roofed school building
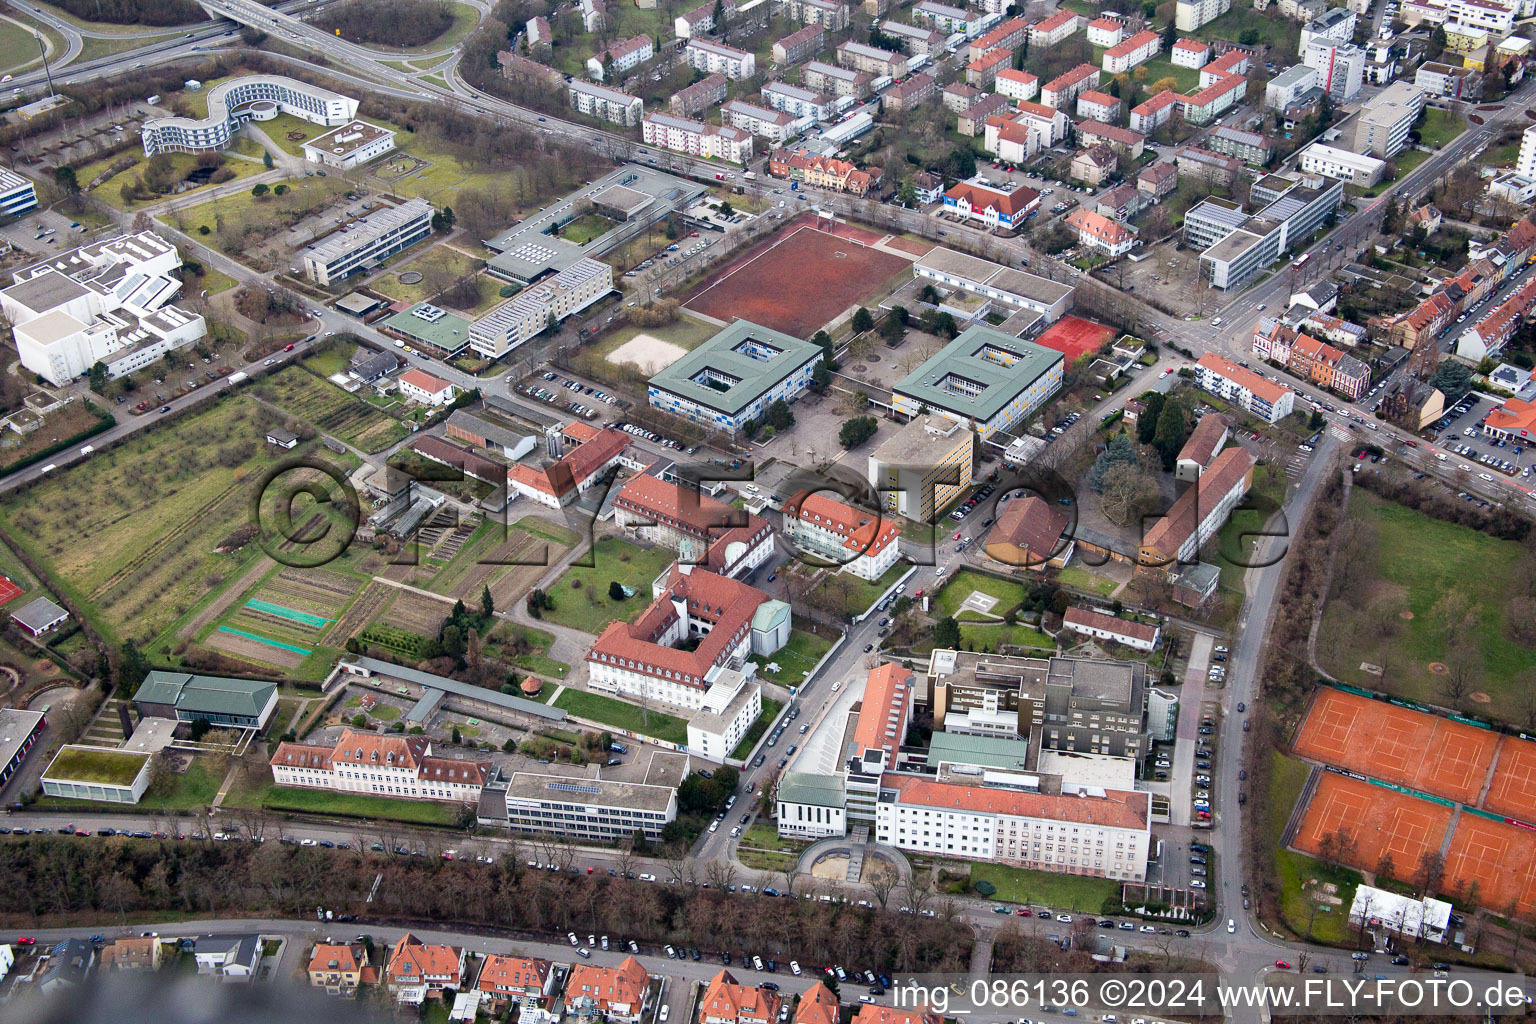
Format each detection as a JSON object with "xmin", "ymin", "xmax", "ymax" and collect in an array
[
  {"xmin": 646, "ymin": 320, "xmax": 823, "ymax": 435},
  {"xmin": 924, "ymin": 731, "xmax": 1032, "ymax": 772},
  {"xmin": 891, "ymin": 324, "xmax": 1063, "ymax": 439},
  {"xmin": 133, "ymin": 671, "xmax": 280, "ymax": 731}
]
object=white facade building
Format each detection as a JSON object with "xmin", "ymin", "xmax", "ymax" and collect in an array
[
  {"xmin": 0, "ymin": 232, "xmax": 205, "ymax": 387},
  {"xmin": 1299, "ymin": 142, "xmax": 1386, "ymax": 186},
  {"xmin": 782, "ymin": 492, "xmax": 903, "ymax": 580},
  {"xmin": 568, "ymin": 80, "xmax": 644, "ymax": 126},
  {"xmin": 587, "ymin": 34, "xmax": 654, "ymax": 81},
  {"xmin": 1176, "ymin": 0, "xmax": 1231, "ymax": 31},
  {"xmin": 642, "ymin": 113, "xmax": 755, "ymax": 163},
  {"xmin": 397, "ymin": 368, "xmax": 457, "ymax": 406},
  {"xmin": 762, "ymin": 81, "xmax": 837, "ymax": 120},
  {"xmin": 270, "ymin": 730, "xmax": 487, "ymax": 804},
  {"xmin": 300, "ymin": 120, "xmax": 396, "ymax": 169},
  {"xmin": 301, "ymin": 198, "xmax": 433, "ymax": 286},
  {"xmin": 686, "ymin": 38, "xmax": 757, "ymax": 79},
  {"xmin": 469, "ymin": 259, "xmax": 613, "ymax": 359},
  {"xmin": 723, "ymin": 99, "xmax": 803, "ymax": 143},
  {"xmin": 142, "ymin": 75, "xmax": 357, "ymax": 155},
  {"xmin": 1302, "ymin": 40, "xmax": 1365, "ymax": 102},
  {"xmin": 0, "ymin": 167, "xmax": 38, "ymax": 218}
]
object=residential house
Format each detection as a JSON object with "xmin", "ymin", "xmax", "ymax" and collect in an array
[
  {"xmin": 1096, "ymin": 183, "xmax": 1147, "ymax": 221},
  {"xmin": 1086, "ymin": 15, "xmax": 1126, "ymax": 47},
  {"xmin": 763, "ymin": 81, "xmax": 837, "ymax": 120},
  {"xmin": 1137, "ymin": 161, "xmax": 1178, "ymax": 198},
  {"xmin": 568, "ymin": 80, "xmax": 644, "ymax": 126},
  {"xmin": 885, "ymin": 20, "xmax": 949, "ymax": 55},
  {"xmin": 803, "ymin": 60, "xmax": 875, "ymax": 98},
  {"xmin": 1190, "ymin": 352, "xmax": 1296, "ymax": 422},
  {"xmin": 913, "ymin": 0, "xmax": 979, "ymax": 34},
  {"xmin": 970, "ymin": 16, "xmax": 1030, "ymax": 60},
  {"xmin": 1077, "ymin": 120, "xmax": 1145, "ymax": 158},
  {"xmin": 943, "ymin": 81, "xmax": 982, "ymax": 112},
  {"xmin": 724, "ymin": 99, "xmax": 801, "ymax": 143},
  {"xmin": 477, "ymin": 955, "xmax": 554, "ymax": 1014},
  {"xmin": 397, "ymin": 367, "xmax": 457, "ymax": 406},
  {"xmin": 587, "ymin": 35, "xmax": 653, "ymax": 81},
  {"xmin": 1029, "ymin": 9, "xmax": 1082, "ymax": 48},
  {"xmin": 101, "ymin": 937, "xmax": 163, "ymax": 973},
  {"xmin": 768, "ymin": 149, "xmax": 880, "ymax": 194},
  {"xmin": 687, "ymin": 38, "xmax": 756, "ymax": 79},
  {"xmin": 910, "ymin": 170, "xmax": 944, "ymax": 203},
  {"xmin": 700, "ymin": 971, "xmax": 784, "ymax": 1024},
  {"xmin": 788, "ymin": 0, "xmax": 850, "ymax": 29},
  {"xmin": 308, "ymin": 942, "xmax": 371, "ymax": 997},
  {"xmin": 1063, "ymin": 606, "xmax": 1161, "ymax": 651},
  {"xmin": 1207, "ymin": 125, "xmax": 1275, "ymax": 164},
  {"xmin": 670, "ymin": 73, "xmax": 729, "ymax": 117},
  {"xmin": 1041, "ymin": 63, "xmax": 1099, "ymax": 108},
  {"xmin": 838, "ymin": 41, "xmax": 908, "ymax": 77},
  {"xmin": 387, "ymin": 934, "xmax": 466, "ymax": 1004},
  {"xmin": 966, "ymin": 47, "xmax": 1013, "ymax": 88},
  {"xmin": 194, "ymin": 935, "xmax": 262, "ymax": 983},
  {"xmin": 1066, "ymin": 206, "xmax": 1136, "ymax": 254},
  {"xmin": 1103, "ymin": 29, "xmax": 1162, "ymax": 73},
  {"xmin": 565, "ymin": 957, "xmax": 650, "ymax": 1023},
  {"xmin": 959, "ymin": 94, "xmax": 1011, "ymax": 135},
  {"xmin": 1171, "ymin": 38, "xmax": 1211, "ymax": 67}
]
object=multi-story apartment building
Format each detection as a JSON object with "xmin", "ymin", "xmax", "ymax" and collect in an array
[
  {"xmin": 883, "ymin": 19, "xmax": 947, "ymax": 55},
  {"xmin": 1300, "ymin": 6, "xmax": 1357, "ymax": 47},
  {"xmin": 1207, "ymin": 125, "xmax": 1276, "ymax": 164},
  {"xmin": 763, "ymin": 81, "xmax": 837, "ymax": 120},
  {"xmin": 686, "ymin": 38, "xmax": 756, "ymax": 79},
  {"xmin": 1041, "ymin": 63, "xmax": 1099, "ymax": 108},
  {"xmin": 803, "ymin": 60, "xmax": 875, "ymax": 97},
  {"xmin": 642, "ymin": 112, "xmax": 755, "ymax": 163},
  {"xmin": 468, "ymin": 258, "xmax": 613, "ymax": 359},
  {"xmin": 1252, "ymin": 318, "xmax": 1371, "ymax": 398},
  {"xmin": 308, "ymin": 943, "xmax": 369, "ymax": 997},
  {"xmin": 675, "ymin": 0, "xmax": 733, "ymax": 37},
  {"xmin": 565, "ymin": 959, "xmax": 649, "ymax": 1023},
  {"xmin": 1171, "ymin": 37, "xmax": 1212, "ymax": 67},
  {"xmin": 783, "ymin": 492, "xmax": 902, "ymax": 580},
  {"xmin": 1086, "ymin": 14, "xmax": 1127, "ymax": 46},
  {"xmin": 773, "ymin": 24, "xmax": 826, "ymax": 65},
  {"xmin": 1176, "ymin": 0, "xmax": 1231, "ymax": 31},
  {"xmin": 885, "ymin": 73, "xmax": 939, "ymax": 111},
  {"xmin": 1077, "ymin": 90, "xmax": 1122, "ymax": 123},
  {"xmin": 670, "ymin": 73, "xmax": 729, "ymax": 117},
  {"xmin": 723, "ymin": 99, "xmax": 801, "ymax": 142},
  {"xmin": 568, "ymin": 79, "xmax": 644, "ymax": 125},
  {"xmin": 1102, "ymin": 29, "xmax": 1162, "ymax": 73},
  {"xmin": 1350, "ymin": 80, "xmax": 1425, "ymax": 157},
  {"xmin": 1029, "ymin": 9, "xmax": 1082, "ymax": 47},
  {"xmin": 996, "ymin": 68, "xmax": 1039, "ymax": 102},
  {"xmin": 868, "ymin": 414, "xmax": 974, "ymax": 523},
  {"xmin": 914, "ymin": 0, "xmax": 980, "ymax": 32},
  {"xmin": 788, "ymin": 0, "xmax": 850, "ymax": 28},
  {"xmin": 1416, "ymin": 60, "xmax": 1481, "ymax": 98},
  {"xmin": 970, "ymin": 16, "xmax": 1030, "ymax": 59},
  {"xmin": 1066, "ymin": 208, "xmax": 1137, "ymax": 256},
  {"xmin": 1077, "ymin": 120, "xmax": 1146, "ymax": 157},
  {"xmin": 1265, "ymin": 64, "xmax": 1320, "ymax": 108},
  {"xmin": 270, "ymin": 730, "xmax": 489, "ymax": 804},
  {"xmin": 1302, "ymin": 39, "xmax": 1365, "ymax": 102},
  {"xmin": 1190, "ymin": 352, "xmax": 1296, "ymax": 422},
  {"xmin": 837, "ymin": 40, "xmax": 908, "ymax": 77},
  {"xmin": 587, "ymin": 34, "xmax": 653, "ymax": 81},
  {"xmin": 966, "ymin": 48, "xmax": 1013, "ymax": 89}
]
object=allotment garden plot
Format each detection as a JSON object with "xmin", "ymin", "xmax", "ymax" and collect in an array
[
  {"xmin": 253, "ymin": 367, "xmax": 409, "ymax": 452},
  {"xmin": 199, "ymin": 566, "xmax": 365, "ymax": 672}
]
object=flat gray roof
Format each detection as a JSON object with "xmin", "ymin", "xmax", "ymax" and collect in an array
[
  {"xmin": 503, "ymin": 769, "xmax": 676, "ymax": 811},
  {"xmin": 892, "ymin": 323, "xmax": 1063, "ymax": 422},
  {"xmin": 914, "ymin": 247, "xmax": 1072, "ymax": 307},
  {"xmin": 1048, "ymin": 656, "xmax": 1140, "ymax": 703},
  {"xmin": 648, "ymin": 319, "xmax": 823, "ymax": 415},
  {"xmin": 0, "ymin": 708, "xmax": 45, "ymax": 774},
  {"xmin": 446, "ymin": 409, "xmax": 534, "ymax": 451},
  {"xmin": 9, "ymin": 595, "xmax": 67, "ymax": 632},
  {"xmin": 3, "ymin": 271, "xmax": 90, "ymax": 315},
  {"xmin": 1203, "ymin": 228, "xmax": 1266, "ymax": 265}
]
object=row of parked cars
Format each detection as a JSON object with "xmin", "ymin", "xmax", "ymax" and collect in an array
[
  {"xmin": 949, "ymin": 482, "xmax": 997, "ymax": 521},
  {"xmin": 614, "ymin": 420, "xmax": 695, "ymax": 453}
]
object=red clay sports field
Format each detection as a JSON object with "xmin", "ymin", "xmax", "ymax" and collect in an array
[
  {"xmin": 0, "ymin": 574, "xmax": 22, "ymax": 607},
  {"xmin": 1034, "ymin": 316, "xmax": 1116, "ymax": 363},
  {"xmin": 683, "ymin": 220, "xmax": 911, "ymax": 338}
]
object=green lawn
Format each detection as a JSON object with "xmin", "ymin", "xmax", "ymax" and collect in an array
[
  {"xmin": 968, "ymin": 861, "xmax": 1121, "ymax": 913},
  {"xmin": 495, "ymin": 621, "xmax": 570, "ymax": 679},
  {"xmin": 1212, "ymin": 464, "xmax": 1285, "ymax": 591},
  {"xmin": 960, "ymin": 622, "xmax": 1058, "ymax": 652},
  {"xmin": 833, "ymin": 561, "xmax": 911, "ymax": 618},
  {"xmin": 1268, "ymin": 751, "xmax": 1358, "ymax": 944},
  {"xmin": 552, "ymin": 688, "xmax": 689, "ymax": 744},
  {"xmin": 43, "ymin": 746, "xmax": 149, "ymax": 785},
  {"xmin": 373, "ymin": 246, "xmax": 484, "ymax": 305},
  {"xmin": 1484, "ymin": 139, "xmax": 1523, "ymax": 167},
  {"xmin": 729, "ymin": 697, "xmax": 783, "ymax": 760},
  {"xmin": 1417, "ymin": 107, "xmax": 1466, "ymax": 149},
  {"xmin": 0, "ymin": 17, "xmax": 46, "ymax": 73},
  {"xmin": 749, "ymin": 627, "xmax": 835, "ymax": 687},
  {"xmin": 1190, "ymin": 1, "xmax": 1300, "ymax": 52},
  {"xmin": 933, "ymin": 569, "xmax": 1024, "ymax": 622},
  {"xmin": 1315, "ymin": 491, "xmax": 1536, "ymax": 714},
  {"xmin": 584, "ymin": 314, "xmax": 721, "ymax": 372},
  {"xmin": 736, "ymin": 821, "xmax": 807, "ymax": 871},
  {"xmin": 36, "ymin": 758, "xmax": 221, "ymax": 812},
  {"xmin": 541, "ymin": 537, "xmax": 679, "ymax": 635},
  {"xmin": 1055, "ymin": 566, "xmax": 1118, "ymax": 597},
  {"xmin": 512, "ymin": 515, "xmax": 581, "ymax": 547},
  {"xmin": 557, "ymin": 213, "xmax": 616, "ymax": 245},
  {"xmin": 197, "ymin": 267, "xmax": 239, "ymax": 297},
  {"xmin": 226, "ymin": 778, "xmax": 461, "ymax": 824}
]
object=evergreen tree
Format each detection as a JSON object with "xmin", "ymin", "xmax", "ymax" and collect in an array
[
  {"xmin": 933, "ymin": 616, "xmax": 962, "ymax": 650},
  {"xmin": 481, "ymin": 583, "xmax": 494, "ymax": 618}
]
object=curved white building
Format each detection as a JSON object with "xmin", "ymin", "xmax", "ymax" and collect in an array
[{"xmin": 141, "ymin": 75, "xmax": 358, "ymax": 156}]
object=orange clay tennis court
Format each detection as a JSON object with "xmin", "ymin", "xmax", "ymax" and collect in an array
[
  {"xmin": 1443, "ymin": 816, "xmax": 1536, "ymax": 917},
  {"xmin": 1293, "ymin": 689, "xmax": 1499, "ymax": 805},
  {"xmin": 1293, "ymin": 773, "xmax": 1454, "ymax": 877},
  {"xmin": 1484, "ymin": 736, "xmax": 1536, "ymax": 822}
]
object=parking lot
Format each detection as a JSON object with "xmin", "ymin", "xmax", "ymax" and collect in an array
[{"xmin": 1424, "ymin": 392, "xmax": 1536, "ymax": 483}]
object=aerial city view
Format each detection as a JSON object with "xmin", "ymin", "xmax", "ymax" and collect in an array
[{"xmin": 2, "ymin": 0, "xmax": 1536, "ymax": 1018}]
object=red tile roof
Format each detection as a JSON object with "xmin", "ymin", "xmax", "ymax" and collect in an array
[
  {"xmin": 967, "ymin": 48, "xmax": 1012, "ymax": 72},
  {"xmin": 399, "ymin": 368, "xmax": 454, "ymax": 395},
  {"xmin": 418, "ymin": 756, "xmax": 489, "ymax": 786},
  {"xmin": 1064, "ymin": 605, "xmax": 1159, "ymax": 643},
  {"xmin": 987, "ymin": 495, "xmax": 1070, "ymax": 564},
  {"xmin": 1486, "ymin": 397, "xmax": 1536, "ymax": 436},
  {"xmin": 1043, "ymin": 62, "xmax": 1097, "ymax": 95},
  {"xmin": 1205, "ymin": 49, "xmax": 1248, "ymax": 75},
  {"xmin": 884, "ymin": 773, "xmax": 1151, "ymax": 829},
  {"xmin": 701, "ymin": 970, "xmax": 784, "ymax": 1024},
  {"xmin": 974, "ymin": 16, "xmax": 1030, "ymax": 49},
  {"xmin": 796, "ymin": 984, "xmax": 840, "ymax": 1024},
  {"xmin": 1104, "ymin": 29, "xmax": 1160, "ymax": 59},
  {"xmin": 1173, "ymin": 37, "xmax": 1209, "ymax": 51},
  {"xmin": 943, "ymin": 180, "xmax": 1041, "ymax": 217},
  {"xmin": 271, "ymin": 741, "xmax": 334, "ymax": 770},
  {"xmin": 852, "ymin": 662, "xmax": 916, "ymax": 764},
  {"xmin": 1032, "ymin": 9, "xmax": 1079, "ymax": 33},
  {"xmin": 332, "ymin": 730, "xmax": 428, "ymax": 770},
  {"xmin": 1078, "ymin": 90, "xmax": 1119, "ymax": 108},
  {"xmin": 1141, "ymin": 445, "xmax": 1255, "ymax": 557},
  {"xmin": 1177, "ymin": 414, "xmax": 1228, "ymax": 469},
  {"xmin": 478, "ymin": 955, "xmax": 552, "ymax": 996},
  {"xmin": 387, "ymin": 933, "xmax": 463, "ymax": 985},
  {"xmin": 1066, "ymin": 208, "xmax": 1134, "ymax": 246},
  {"xmin": 997, "ymin": 68, "xmax": 1037, "ymax": 85},
  {"xmin": 508, "ymin": 426, "xmax": 628, "ymax": 498},
  {"xmin": 309, "ymin": 943, "xmax": 365, "ymax": 976},
  {"xmin": 1077, "ymin": 120, "xmax": 1145, "ymax": 146},
  {"xmin": 1195, "ymin": 352, "xmax": 1288, "ymax": 403},
  {"xmin": 785, "ymin": 492, "xmax": 901, "ymax": 558},
  {"xmin": 1088, "ymin": 15, "xmax": 1125, "ymax": 30},
  {"xmin": 566, "ymin": 957, "xmax": 649, "ymax": 1014},
  {"xmin": 588, "ymin": 567, "xmax": 770, "ymax": 687}
]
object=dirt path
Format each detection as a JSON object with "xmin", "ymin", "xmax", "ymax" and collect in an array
[{"xmin": 180, "ymin": 555, "xmax": 275, "ymax": 641}]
